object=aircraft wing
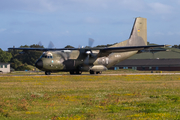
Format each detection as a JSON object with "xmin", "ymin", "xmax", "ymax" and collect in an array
[
  {"xmin": 98, "ymin": 45, "xmax": 168, "ymax": 57},
  {"xmin": 8, "ymin": 47, "xmax": 80, "ymax": 51},
  {"xmin": 8, "ymin": 44, "xmax": 168, "ymax": 56}
]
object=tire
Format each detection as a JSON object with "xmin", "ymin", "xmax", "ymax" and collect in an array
[
  {"xmin": 76, "ymin": 71, "xmax": 82, "ymax": 75},
  {"xmin": 96, "ymin": 71, "xmax": 102, "ymax": 74},
  {"xmin": 90, "ymin": 70, "xmax": 95, "ymax": 74},
  {"xmin": 45, "ymin": 71, "xmax": 51, "ymax": 75},
  {"xmin": 70, "ymin": 71, "xmax": 75, "ymax": 75}
]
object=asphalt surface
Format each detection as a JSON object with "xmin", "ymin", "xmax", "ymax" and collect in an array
[{"xmin": 1, "ymin": 73, "xmax": 180, "ymax": 77}]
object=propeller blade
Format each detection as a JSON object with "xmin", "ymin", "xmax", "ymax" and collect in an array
[
  {"xmin": 78, "ymin": 45, "xmax": 83, "ymax": 48},
  {"xmin": 89, "ymin": 38, "xmax": 94, "ymax": 47},
  {"xmin": 84, "ymin": 54, "xmax": 90, "ymax": 65},
  {"xmin": 48, "ymin": 41, "xmax": 55, "ymax": 48},
  {"xmin": 83, "ymin": 38, "xmax": 95, "ymax": 65},
  {"xmin": 38, "ymin": 41, "xmax": 43, "ymax": 46}
]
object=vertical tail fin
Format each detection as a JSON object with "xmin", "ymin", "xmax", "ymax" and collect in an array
[
  {"xmin": 128, "ymin": 17, "xmax": 147, "ymax": 46},
  {"xmin": 110, "ymin": 17, "xmax": 147, "ymax": 47}
]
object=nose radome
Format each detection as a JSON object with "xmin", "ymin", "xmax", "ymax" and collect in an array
[{"xmin": 35, "ymin": 60, "xmax": 43, "ymax": 69}]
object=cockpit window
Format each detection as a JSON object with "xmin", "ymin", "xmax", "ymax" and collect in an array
[{"xmin": 40, "ymin": 52, "xmax": 53, "ymax": 59}]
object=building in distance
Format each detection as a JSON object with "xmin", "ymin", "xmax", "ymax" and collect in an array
[{"xmin": 0, "ymin": 63, "xmax": 10, "ymax": 73}]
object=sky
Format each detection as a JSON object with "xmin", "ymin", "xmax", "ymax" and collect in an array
[{"xmin": 0, "ymin": 0, "xmax": 180, "ymax": 50}]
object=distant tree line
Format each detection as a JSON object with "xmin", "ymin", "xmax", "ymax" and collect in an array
[
  {"xmin": 172, "ymin": 45, "xmax": 180, "ymax": 49},
  {"xmin": 0, "ymin": 48, "xmax": 12, "ymax": 63},
  {"xmin": 0, "ymin": 44, "xmax": 44, "ymax": 71}
]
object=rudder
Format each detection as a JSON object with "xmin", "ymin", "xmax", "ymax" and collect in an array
[{"xmin": 110, "ymin": 17, "xmax": 147, "ymax": 47}]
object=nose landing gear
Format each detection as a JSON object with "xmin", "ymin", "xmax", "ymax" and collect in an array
[{"xmin": 45, "ymin": 71, "xmax": 51, "ymax": 75}]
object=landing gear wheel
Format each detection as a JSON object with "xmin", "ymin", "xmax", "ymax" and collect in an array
[
  {"xmin": 70, "ymin": 71, "xmax": 82, "ymax": 75},
  {"xmin": 96, "ymin": 71, "xmax": 102, "ymax": 74},
  {"xmin": 45, "ymin": 71, "xmax": 51, "ymax": 75},
  {"xmin": 76, "ymin": 71, "xmax": 82, "ymax": 75},
  {"xmin": 90, "ymin": 70, "xmax": 95, "ymax": 74},
  {"xmin": 70, "ymin": 71, "xmax": 75, "ymax": 75}
]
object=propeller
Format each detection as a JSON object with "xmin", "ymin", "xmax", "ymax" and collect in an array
[
  {"xmin": 48, "ymin": 41, "xmax": 55, "ymax": 48},
  {"xmin": 84, "ymin": 51, "xmax": 91, "ymax": 65},
  {"xmin": 84, "ymin": 38, "xmax": 95, "ymax": 65},
  {"xmin": 37, "ymin": 41, "xmax": 55, "ymax": 48},
  {"xmin": 88, "ymin": 38, "xmax": 94, "ymax": 48},
  {"xmin": 38, "ymin": 41, "xmax": 43, "ymax": 47}
]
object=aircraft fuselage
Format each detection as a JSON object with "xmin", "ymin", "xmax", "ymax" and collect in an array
[{"xmin": 35, "ymin": 50, "xmax": 138, "ymax": 74}]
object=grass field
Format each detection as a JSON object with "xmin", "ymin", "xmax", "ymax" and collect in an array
[
  {"xmin": 2, "ymin": 69, "xmax": 145, "ymax": 76},
  {"xmin": 1, "ymin": 69, "xmax": 180, "ymax": 76},
  {"xmin": 1, "ymin": 75, "xmax": 180, "ymax": 119}
]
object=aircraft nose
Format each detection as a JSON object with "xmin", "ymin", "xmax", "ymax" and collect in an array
[{"xmin": 35, "ymin": 60, "xmax": 43, "ymax": 69}]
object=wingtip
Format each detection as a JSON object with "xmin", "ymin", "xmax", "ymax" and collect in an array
[{"xmin": 164, "ymin": 44, "xmax": 171, "ymax": 47}]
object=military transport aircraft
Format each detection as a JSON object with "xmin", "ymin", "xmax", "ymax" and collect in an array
[{"xmin": 8, "ymin": 17, "xmax": 168, "ymax": 75}]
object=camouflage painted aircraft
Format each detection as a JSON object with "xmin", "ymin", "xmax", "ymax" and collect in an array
[{"xmin": 9, "ymin": 17, "xmax": 167, "ymax": 75}]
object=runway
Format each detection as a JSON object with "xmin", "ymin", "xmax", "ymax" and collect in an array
[{"xmin": 1, "ymin": 73, "xmax": 180, "ymax": 77}]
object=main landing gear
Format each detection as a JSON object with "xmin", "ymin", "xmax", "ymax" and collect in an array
[
  {"xmin": 44, "ymin": 71, "xmax": 101, "ymax": 75},
  {"xmin": 45, "ymin": 71, "xmax": 51, "ymax": 75},
  {"xmin": 90, "ymin": 70, "xmax": 102, "ymax": 74},
  {"xmin": 69, "ymin": 71, "xmax": 82, "ymax": 75}
]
